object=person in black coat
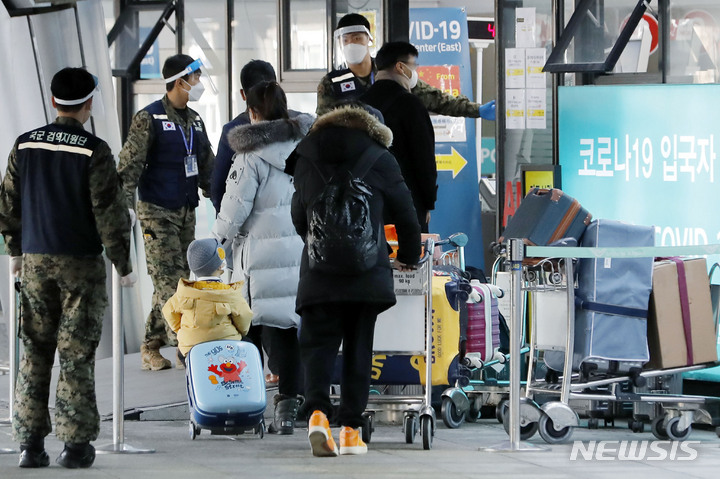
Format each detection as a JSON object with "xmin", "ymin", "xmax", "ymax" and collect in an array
[
  {"xmin": 287, "ymin": 103, "xmax": 421, "ymax": 456},
  {"xmin": 361, "ymin": 41, "xmax": 437, "ymax": 233}
]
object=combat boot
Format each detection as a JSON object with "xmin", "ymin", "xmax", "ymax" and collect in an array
[
  {"xmin": 18, "ymin": 436, "xmax": 49, "ymax": 468},
  {"xmin": 267, "ymin": 394, "xmax": 302, "ymax": 435},
  {"xmin": 141, "ymin": 340, "xmax": 171, "ymax": 371},
  {"xmin": 56, "ymin": 442, "xmax": 95, "ymax": 468}
]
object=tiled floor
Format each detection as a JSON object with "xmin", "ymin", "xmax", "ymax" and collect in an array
[{"xmin": 1, "ymin": 352, "xmax": 719, "ymax": 478}]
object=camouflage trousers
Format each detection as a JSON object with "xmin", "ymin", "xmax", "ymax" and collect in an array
[
  {"xmin": 137, "ymin": 201, "xmax": 194, "ymax": 347},
  {"xmin": 13, "ymin": 254, "xmax": 107, "ymax": 444}
]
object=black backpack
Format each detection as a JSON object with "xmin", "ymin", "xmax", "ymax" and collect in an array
[{"xmin": 306, "ymin": 144, "xmax": 386, "ymax": 274}]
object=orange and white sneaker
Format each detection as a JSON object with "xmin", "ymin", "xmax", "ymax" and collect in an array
[
  {"xmin": 308, "ymin": 410, "xmax": 338, "ymax": 457},
  {"xmin": 339, "ymin": 426, "xmax": 367, "ymax": 455}
]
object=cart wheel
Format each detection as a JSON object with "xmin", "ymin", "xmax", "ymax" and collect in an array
[
  {"xmin": 496, "ymin": 400, "xmax": 508, "ymax": 424},
  {"xmin": 189, "ymin": 422, "xmax": 199, "ymax": 440},
  {"xmin": 628, "ymin": 419, "xmax": 645, "ymax": 433},
  {"xmin": 361, "ymin": 412, "xmax": 373, "ymax": 444},
  {"xmin": 501, "ymin": 406, "xmax": 538, "ymax": 440},
  {"xmin": 544, "ymin": 369, "xmax": 560, "ymax": 384},
  {"xmin": 256, "ymin": 420, "xmax": 265, "ymax": 439},
  {"xmin": 421, "ymin": 415, "xmax": 433, "ymax": 450},
  {"xmin": 441, "ymin": 397, "xmax": 466, "ymax": 429},
  {"xmin": 587, "ymin": 418, "xmax": 599, "ymax": 430},
  {"xmin": 651, "ymin": 416, "xmax": 668, "ymax": 440},
  {"xmin": 666, "ymin": 417, "xmax": 691, "ymax": 441},
  {"xmin": 404, "ymin": 415, "xmax": 417, "ymax": 444},
  {"xmin": 538, "ymin": 414, "xmax": 574, "ymax": 444},
  {"xmin": 465, "ymin": 403, "xmax": 482, "ymax": 423}
]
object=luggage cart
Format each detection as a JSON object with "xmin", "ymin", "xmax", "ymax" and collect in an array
[
  {"xmin": 503, "ymin": 244, "xmax": 720, "ymax": 444},
  {"xmin": 332, "ymin": 234, "xmax": 467, "ymax": 450},
  {"xmin": 440, "ymin": 255, "xmax": 532, "ymax": 430}
]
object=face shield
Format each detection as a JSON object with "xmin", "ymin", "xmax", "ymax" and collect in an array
[
  {"xmin": 332, "ymin": 25, "xmax": 374, "ymax": 70},
  {"xmin": 53, "ymin": 74, "xmax": 105, "ymax": 119},
  {"xmin": 164, "ymin": 58, "xmax": 218, "ymax": 99}
]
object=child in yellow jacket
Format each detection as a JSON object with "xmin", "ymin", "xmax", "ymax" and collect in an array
[{"xmin": 163, "ymin": 238, "xmax": 253, "ymax": 367}]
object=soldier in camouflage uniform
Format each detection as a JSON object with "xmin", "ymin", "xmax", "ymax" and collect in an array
[
  {"xmin": 0, "ymin": 67, "xmax": 135, "ymax": 469},
  {"xmin": 317, "ymin": 13, "xmax": 497, "ymax": 119},
  {"xmin": 118, "ymin": 54, "xmax": 214, "ymax": 371}
]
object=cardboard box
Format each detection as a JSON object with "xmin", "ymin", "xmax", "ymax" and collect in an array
[{"xmin": 647, "ymin": 258, "xmax": 718, "ymax": 370}]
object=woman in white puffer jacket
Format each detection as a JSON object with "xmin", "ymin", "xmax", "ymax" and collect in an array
[{"xmin": 213, "ymin": 80, "xmax": 314, "ymax": 435}]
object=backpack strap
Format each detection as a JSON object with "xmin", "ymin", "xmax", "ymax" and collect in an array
[
  {"xmin": 349, "ymin": 143, "xmax": 386, "ymax": 180},
  {"xmin": 307, "ymin": 142, "xmax": 386, "ymax": 184}
]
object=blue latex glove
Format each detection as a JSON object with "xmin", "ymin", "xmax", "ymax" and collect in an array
[{"xmin": 478, "ymin": 100, "xmax": 496, "ymax": 121}]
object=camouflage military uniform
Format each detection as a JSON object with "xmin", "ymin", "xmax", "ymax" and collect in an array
[
  {"xmin": 0, "ymin": 117, "xmax": 132, "ymax": 444},
  {"xmin": 118, "ymin": 95, "xmax": 213, "ymax": 349},
  {"xmin": 316, "ymin": 60, "xmax": 481, "ymax": 117}
]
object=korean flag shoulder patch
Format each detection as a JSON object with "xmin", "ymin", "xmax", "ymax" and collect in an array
[
  {"xmin": 162, "ymin": 121, "xmax": 176, "ymax": 131},
  {"xmin": 340, "ymin": 81, "xmax": 356, "ymax": 93}
]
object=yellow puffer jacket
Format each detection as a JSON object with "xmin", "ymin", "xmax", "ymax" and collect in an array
[{"xmin": 162, "ymin": 278, "xmax": 253, "ymax": 355}]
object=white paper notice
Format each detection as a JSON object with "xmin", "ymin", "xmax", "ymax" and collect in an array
[
  {"xmin": 526, "ymin": 89, "xmax": 546, "ymax": 129},
  {"xmin": 515, "ymin": 7, "xmax": 536, "ymax": 48},
  {"xmin": 506, "ymin": 89, "xmax": 525, "ymax": 129},
  {"xmin": 525, "ymin": 48, "xmax": 547, "ymax": 89},
  {"xmin": 431, "ymin": 115, "xmax": 467, "ymax": 142},
  {"xmin": 505, "ymin": 48, "xmax": 525, "ymax": 89}
]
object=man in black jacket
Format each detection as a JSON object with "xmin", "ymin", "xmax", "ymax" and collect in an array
[
  {"xmin": 289, "ymin": 103, "xmax": 421, "ymax": 457},
  {"xmin": 361, "ymin": 42, "xmax": 436, "ymax": 233}
]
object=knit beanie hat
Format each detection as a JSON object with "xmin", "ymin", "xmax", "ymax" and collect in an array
[{"xmin": 187, "ymin": 238, "xmax": 226, "ymax": 277}]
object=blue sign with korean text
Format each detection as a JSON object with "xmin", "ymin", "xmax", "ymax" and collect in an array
[
  {"xmin": 410, "ymin": 8, "xmax": 483, "ymax": 268},
  {"xmin": 560, "ymin": 84, "xmax": 720, "ymax": 383},
  {"xmin": 560, "ymin": 84, "xmax": 718, "ymax": 256}
]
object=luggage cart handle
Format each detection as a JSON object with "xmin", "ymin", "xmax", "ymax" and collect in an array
[
  {"xmin": 419, "ymin": 238, "xmax": 433, "ymax": 264},
  {"xmin": 435, "ymin": 232, "xmax": 468, "ymax": 248}
]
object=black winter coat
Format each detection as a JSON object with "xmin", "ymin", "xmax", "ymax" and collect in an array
[
  {"xmin": 361, "ymin": 79, "xmax": 437, "ymax": 213},
  {"xmin": 288, "ymin": 105, "xmax": 422, "ymax": 313}
]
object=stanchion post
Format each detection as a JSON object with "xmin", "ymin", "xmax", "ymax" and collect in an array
[
  {"xmin": 508, "ymin": 238, "xmax": 523, "ymax": 448},
  {"xmin": 96, "ymin": 268, "xmax": 154, "ymax": 454},
  {"xmin": 480, "ymin": 239, "xmax": 547, "ymax": 452}
]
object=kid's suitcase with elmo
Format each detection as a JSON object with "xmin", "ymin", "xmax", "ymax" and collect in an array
[{"xmin": 186, "ymin": 339, "xmax": 266, "ymax": 439}]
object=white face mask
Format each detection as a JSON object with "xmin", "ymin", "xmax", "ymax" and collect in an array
[
  {"xmin": 402, "ymin": 63, "xmax": 419, "ymax": 89},
  {"xmin": 343, "ymin": 43, "xmax": 369, "ymax": 65},
  {"xmin": 182, "ymin": 79, "xmax": 205, "ymax": 101}
]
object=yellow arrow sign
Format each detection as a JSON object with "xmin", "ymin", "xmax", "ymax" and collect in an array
[{"xmin": 435, "ymin": 147, "xmax": 467, "ymax": 179}]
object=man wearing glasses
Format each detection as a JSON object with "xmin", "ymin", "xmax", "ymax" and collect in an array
[{"xmin": 362, "ymin": 42, "xmax": 436, "ymax": 233}]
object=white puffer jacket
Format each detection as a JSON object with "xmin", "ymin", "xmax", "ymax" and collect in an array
[{"xmin": 213, "ymin": 113, "xmax": 314, "ymax": 329}]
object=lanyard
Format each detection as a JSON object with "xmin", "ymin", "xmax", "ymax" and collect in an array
[
  {"xmin": 178, "ymin": 124, "xmax": 194, "ymax": 156},
  {"xmin": 370, "ymin": 70, "xmax": 374, "ymax": 85}
]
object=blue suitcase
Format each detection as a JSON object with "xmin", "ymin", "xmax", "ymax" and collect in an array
[
  {"xmin": 545, "ymin": 220, "xmax": 653, "ymax": 381},
  {"xmin": 186, "ymin": 339, "xmax": 266, "ymax": 439},
  {"xmin": 499, "ymin": 188, "xmax": 592, "ymax": 245}
]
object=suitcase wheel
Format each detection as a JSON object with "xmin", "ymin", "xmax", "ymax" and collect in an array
[{"xmin": 189, "ymin": 422, "xmax": 201, "ymax": 440}]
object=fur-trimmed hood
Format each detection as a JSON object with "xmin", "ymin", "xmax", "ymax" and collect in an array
[
  {"xmin": 310, "ymin": 105, "xmax": 392, "ymax": 148},
  {"xmin": 228, "ymin": 113, "xmax": 314, "ymax": 154}
]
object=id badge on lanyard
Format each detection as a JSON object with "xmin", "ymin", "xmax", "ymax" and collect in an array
[{"xmin": 179, "ymin": 125, "xmax": 198, "ymax": 177}]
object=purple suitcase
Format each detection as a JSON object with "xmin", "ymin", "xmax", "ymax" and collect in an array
[{"xmin": 466, "ymin": 281, "xmax": 500, "ymax": 363}]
